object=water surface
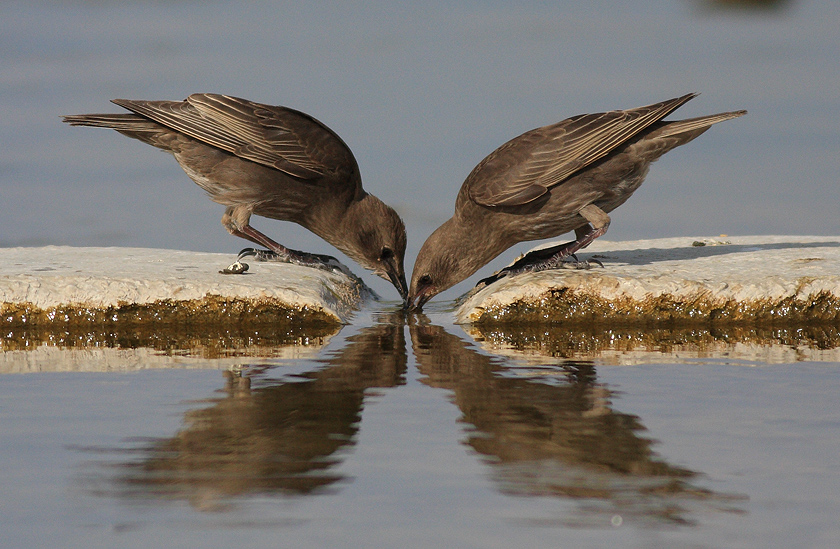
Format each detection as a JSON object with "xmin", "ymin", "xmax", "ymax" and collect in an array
[{"xmin": 2, "ymin": 308, "xmax": 839, "ymax": 548}]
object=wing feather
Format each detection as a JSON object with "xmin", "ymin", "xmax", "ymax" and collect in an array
[
  {"xmin": 468, "ymin": 94, "xmax": 698, "ymax": 207},
  {"xmin": 112, "ymin": 94, "xmax": 358, "ymax": 183}
]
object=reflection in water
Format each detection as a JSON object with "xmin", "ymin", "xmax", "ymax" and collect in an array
[
  {"xmin": 0, "ymin": 322, "xmax": 340, "ymax": 357},
  {"xmin": 410, "ymin": 318, "xmax": 744, "ymax": 526},
  {"xmin": 81, "ymin": 313, "xmax": 744, "ymax": 524},
  {"xmin": 97, "ymin": 314, "xmax": 406, "ymax": 509},
  {"xmin": 466, "ymin": 323, "xmax": 840, "ymax": 365},
  {"xmin": 1, "ymin": 322, "xmax": 342, "ymax": 374}
]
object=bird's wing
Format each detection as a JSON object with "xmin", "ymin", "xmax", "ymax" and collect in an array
[
  {"xmin": 467, "ymin": 94, "xmax": 697, "ymax": 207},
  {"xmin": 111, "ymin": 94, "xmax": 358, "ymax": 182}
]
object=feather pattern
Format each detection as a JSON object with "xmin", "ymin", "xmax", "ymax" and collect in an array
[
  {"xmin": 467, "ymin": 93, "xmax": 698, "ymax": 207},
  {"xmin": 111, "ymin": 94, "xmax": 358, "ymax": 184}
]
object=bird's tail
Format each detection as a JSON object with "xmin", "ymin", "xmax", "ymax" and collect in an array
[
  {"xmin": 656, "ymin": 110, "xmax": 747, "ymax": 139},
  {"xmin": 62, "ymin": 113, "xmax": 170, "ymax": 148},
  {"xmin": 62, "ymin": 113, "xmax": 159, "ymax": 132}
]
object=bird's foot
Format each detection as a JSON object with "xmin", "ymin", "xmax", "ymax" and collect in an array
[
  {"xmin": 539, "ymin": 255, "xmax": 604, "ymax": 272},
  {"xmin": 221, "ymin": 247, "xmax": 349, "ymax": 275},
  {"xmin": 476, "ymin": 255, "xmax": 603, "ymax": 289},
  {"xmin": 247, "ymin": 247, "xmax": 342, "ymax": 270}
]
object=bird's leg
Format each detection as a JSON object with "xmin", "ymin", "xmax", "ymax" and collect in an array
[
  {"xmin": 476, "ymin": 204, "xmax": 610, "ymax": 287},
  {"xmin": 543, "ymin": 204, "xmax": 611, "ymax": 261},
  {"xmin": 224, "ymin": 224, "xmax": 342, "ymax": 273},
  {"xmin": 219, "ymin": 206, "xmax": 341, "ymax": 274},
  {"xmin": 235, "ymin": 224, "xmax": 297, "ymax": 261}
]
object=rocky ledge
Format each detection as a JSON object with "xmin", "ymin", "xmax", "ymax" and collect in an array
[
  {"xmin": 0, "ymin": 246, "xmax": 376, "ymax": 327},
  {"xmin": 456, "ymin": 236, "xmax": 840, "ymax": 326}
]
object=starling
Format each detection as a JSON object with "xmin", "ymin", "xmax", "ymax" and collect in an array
[
  {"xmin": 408, "ymin": 93, "xmax": 745, "ymax": 309},
  {"xmin": 64, "ymin": 94, "xmax": 408, "ymax": 300}
]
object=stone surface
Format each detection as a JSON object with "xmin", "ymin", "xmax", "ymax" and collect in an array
[
  {"xmin": 0, "ymin": 246, "xmax": 376, "ymax": 326},
  {"xmin": 456, "ymin": 235, "xmax": 840, "ymax": 325}
]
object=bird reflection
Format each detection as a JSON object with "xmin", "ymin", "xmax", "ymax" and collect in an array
[
  {"xmin": 96, "ymin": 312, "xmax": 742, "ymax": 524},
  {"xmin": 111, "ymin": 313, "xmax": 406, "ymax": 509},
  {"xmin": 409, "ymin": 317, "xmax": 742, "ymax": 526}
]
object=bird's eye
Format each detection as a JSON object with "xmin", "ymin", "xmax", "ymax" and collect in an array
[
  {"xmin": 418, "ymin": 274, "xmax": 432, "ymax": 286},
  {"xmin": 380, "ymin": 247, "xmax": 394, "ymax": 261}
]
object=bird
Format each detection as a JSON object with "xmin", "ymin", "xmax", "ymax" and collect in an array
[
  {"xmin": 63, "ymin": 94, "xmax": 409, "ymax": 301},
  {"xmin": 407, "ymin": 93, "xmax": 746, "ymax": 310}
]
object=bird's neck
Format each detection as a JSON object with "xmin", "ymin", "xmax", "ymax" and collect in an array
[
  {"xmin": 434, "ymin": 215, "xmax": 512, "ymax": 281},
  {"xmin": 314, "ymin": 193, "xmax": 376, "ymax": 265},
  {"xmin": 300, "ymin": 194, "xmax": 356, "ymax": 253}
]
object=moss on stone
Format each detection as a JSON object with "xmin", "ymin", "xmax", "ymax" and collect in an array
[
  {"xmin": 1, "ymin": 294, "xmax": 340, "ymax": 330},
  {"xmin": 466, "ymin": 323, "xmax": 840, "ymax": 358},
  {"xmin": 468, "ymin": 288, "xmax": 840, "ymax": 326}
]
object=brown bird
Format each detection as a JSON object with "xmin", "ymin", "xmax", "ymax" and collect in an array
[
  {"xmin": 63, "ymin": 94, "xmax": 408, "ymax": 301},
  {"xmin": 408, "ymin": 93, "xmax": 746, "ymax": 310}
]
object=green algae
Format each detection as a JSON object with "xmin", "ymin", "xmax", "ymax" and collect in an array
[
  {"xmin": 1, "ymin": 296, "xmax": 342, "ymax": 356},
  {"xmin": 465, "ymin": 323, "xmax": 840, "ymax": 359},
  {"xmin": 1, "ymin": 295, "xmax": 338, "ymax": 327},
  {"xmin": 468, "ymin": 288, "xmax": 840, "ymax": 326},
  {"xmin": 1, "ymin": 321, "xmax": 339, "ymax": 355}
]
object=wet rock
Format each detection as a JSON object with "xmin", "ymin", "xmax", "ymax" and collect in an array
[
  {"xmin": 0, "ymin": 246, "xmax": 376, "ymax": 327},
  {"xmin": 456, "ymin": 236, "xmax": 840, "ymax": 325}
]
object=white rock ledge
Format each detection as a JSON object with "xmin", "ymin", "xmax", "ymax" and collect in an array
[
  {"xmin": 0, "ymin": 246, "xmax": 376, "ymax": 325},
  {"xmin": 456, "ymin": 236, "xmax": 840, "ymax": 325}
]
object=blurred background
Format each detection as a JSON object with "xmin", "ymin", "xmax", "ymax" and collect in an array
[{"xmin": 2, "ymin": 0, "xmax": 838, "ymax": 300}]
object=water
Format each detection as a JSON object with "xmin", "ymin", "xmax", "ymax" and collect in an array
[
  {"xmin": 3, "ymin": 1, "xmax": 840, "ymax": 546},
  {"xmin": 3, "ymin": 308, "xmax": 840, "ymax": 548}
]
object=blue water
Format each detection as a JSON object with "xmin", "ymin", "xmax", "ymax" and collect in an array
[{"xmin": 2, "ymin": 308, "xmax": 840, "ymax": 548}]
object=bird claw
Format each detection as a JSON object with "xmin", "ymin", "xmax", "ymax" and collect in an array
[
  {"xmin": 236, "ymin": 247, "xmax": 279, "ymax": 262},
  {"xmin": 475, "ymin": 256, "xmax": 603, "ymax": 289},
  {"xmin": 559, "ymin": 257, "xmax": 604, "ymax": 269},
  {"xmin": 227, "ymin": 247, "xmax": 350, "ymax": 276}
]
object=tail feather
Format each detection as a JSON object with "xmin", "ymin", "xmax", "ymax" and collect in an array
[
  {"xmin": 656, "ymin": 110, "xmax": 747, "ymax": 139},
  {"xmin": 62, "ymin": 113, "xmax": 160, "ymax": 132}
]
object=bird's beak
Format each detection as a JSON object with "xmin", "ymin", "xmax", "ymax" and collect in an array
[
  {"xmin": 375, "ymin": 257, "xmax": 409, "ymax": 305},
  {"xmin": 405, "ymin": 285, "xmax": 432, "ymax": 312},
  {"xmin": 388, "ymin": 269, "xmax": 409, "ymax": 305}
]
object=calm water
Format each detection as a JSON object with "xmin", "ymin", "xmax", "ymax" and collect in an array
[
  {"xmin": 3, "ymin": 0, "xmax": 840, "ymax": 547},
  {"xmin": 2, "ymin": 308, "xmax": 840, "ymax": 548}
]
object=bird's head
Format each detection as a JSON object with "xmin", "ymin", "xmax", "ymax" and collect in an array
[
  {"xmin": 346, "ymin": 196, "xmax": 408, "ymax": 302},
  {"xmin": 407, "ymin": 220, "xmax": 474, "ymax": 311}
]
